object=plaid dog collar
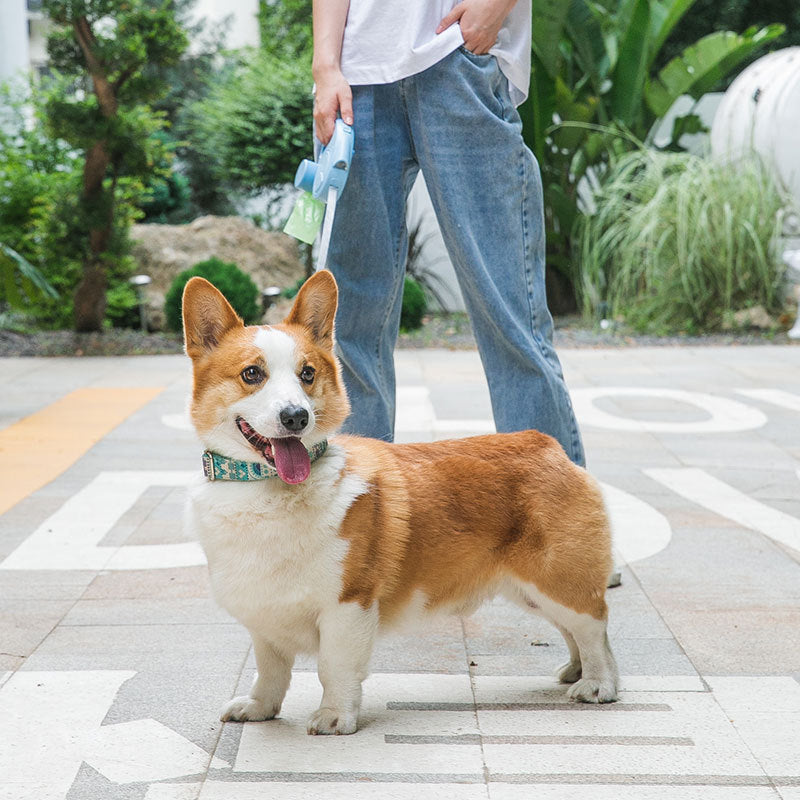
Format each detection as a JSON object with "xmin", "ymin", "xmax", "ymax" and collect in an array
[{"xmin": 201, "ymin": 440, "xmax": 329, "ymax": 482}]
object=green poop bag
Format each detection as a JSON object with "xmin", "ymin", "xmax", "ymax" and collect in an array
[{"xmin": 283, "ymin": 192, "xmax": 325, "ymax": 245}]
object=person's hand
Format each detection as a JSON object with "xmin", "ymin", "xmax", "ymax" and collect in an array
[
  {"xmin": 436, "ymin": 0, "xmax": 517, "ymax": 54},
  {"xmin": 313, "ymin": 66, "xmax": 353, "ymax": 145}
]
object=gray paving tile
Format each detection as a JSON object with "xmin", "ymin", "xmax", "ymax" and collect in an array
[
  {"xmin": 0, "ymin": 570, "xmax": 94, "ymax": 600},
  {"xmin": 61, "ymin": 598, "xmax": 235, "ymax": 627},
  {"xmin": 83, "ymin": 566, "xmax": 212, "ymax": 600},
  {"xmin": 21, "ymin": 623, "xmax": 250, "ymax": 673},
  {"xmin": 0, "ymin": 597, "xmax": 77, "ymax": 658}
]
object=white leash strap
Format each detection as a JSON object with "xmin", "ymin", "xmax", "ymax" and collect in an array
[{"xmin": 316, "ymin": 185, "xmax": 339, "ymax": 272}]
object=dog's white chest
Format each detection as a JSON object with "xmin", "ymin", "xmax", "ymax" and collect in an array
[{"xmin": 187, "ymin": 454, "xmax": 366, "ymax": 652}]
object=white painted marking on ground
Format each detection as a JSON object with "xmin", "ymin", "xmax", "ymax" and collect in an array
[
  {"xmin": 0, "ymin": 471, "xmax": 202, "ymax": 571},
  {"xmin": 395, "ymin": 386, "xmax": 437, "ymax": 432},
  {"xmin": 735, "ymin": 388, "xmax": 800, "ymax": 413},
  {"xmin": 600, "ymin": 482, "xmax": 672, "ymax": 565},
  {"xmin": 184, "ymin": 783, "xmax": 489, "ymax": 800},
  {"xmin": 645, "ymin": 468, "xmax": 800, "ymax": 553},
  {"xmin": 234, "ymin": 672, "xmax": 482, "ymax": 777},
  {"xmin": 572, "ymin": 388, "xmax": 767, "ymax": 433},
  {"xmin": 229, "ymin": 672, "xmax": 798, "ymax": 783},
  {"xmin": 491, "ymin": 787, "xmax": 779, "ymax": 799},
  {"xmin": 706, "ymin": 677, "xmax": 800, "ymax": 777},
  {"xmin": 83, "ymin": 718, "xmax": 228, "ymax": 784},
  {"xmin": 395, "ymin": 386, "xmax": 494, "ymax": 438},
  {"xmin": 478, "ymin": 690, "xmax": 764, "ymax": 776},
  {"xmin": 144, "ymin": 786, "xmax": 202, "ymax": 800},
  {"xmin": 0, "ymin": 670, "xmax": 134, "ymax": 800},
  {"xmin": 0, "ymin": 670, "xmax": 227, "ymax": 800},
  {"xmin": 161, "ymin": 413, "xmax": 192, "ymax": 431},
  {"xmin": 0, "ymin": 672, "xmax": 10, "ymax": 690},
  {"xmin": 618, "ymin": 676, "xmax": 705, "ymax": 692}
]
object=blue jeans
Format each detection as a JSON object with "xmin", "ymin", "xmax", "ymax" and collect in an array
[{"xmin": 328, "ymin": 47, "xmax": 585, "ymax": 466}]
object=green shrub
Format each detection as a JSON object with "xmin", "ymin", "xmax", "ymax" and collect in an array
[
  {"xmin": 164, "ymin": 257, "xmax": 260, "ymax": 332},
  {"xmin": 401, "ymin": 277, "xmax": 427, "ymax": 332},
  {"xmin": 105, "ymin": 283, "xmax": 142, "ymax": 329},
  {"xmin": 578, "ymin": 151, "xmax": 793, "ymax": 334},
  {"xmin": 190, "ymin": 50, "xmax": 311, "ymax": 194}
]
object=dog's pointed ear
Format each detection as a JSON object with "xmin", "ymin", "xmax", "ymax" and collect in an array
[
  {"xmin": 284, "ymin": 270, "xmax": 338, "ymax": 349},
  {"xmin": 182, "ymin": 277, "xmax": 243, "ymax": 358}
]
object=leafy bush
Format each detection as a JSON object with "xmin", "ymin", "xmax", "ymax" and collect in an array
[
  {"xmin": 190, "ymin": 49, "xmax": 312, "ymax": 194},
  {"xmin": 401, "ymin": 277, "xmax": 427, "ymax": 332},
  {"xmin": 0, "ymin": 242, "xmax": 58, "ymax": 311},
  {"xmin": 521, "ymin": 0, "xmax": 784, "ymax": 309},
  {"xmin": 139, "ymin": 133, "xmax": 193, "ymax": 224},
  {"xmin": 578, "ymin": 150, "xmax": 793, "ymax": 333},
  {"xmin": 105, "ymin": 283, "xmax": 142, "ymax": 329},
  {"xmin": 164, "ymin": 258, "xmax": 260, "ymax": 332}
]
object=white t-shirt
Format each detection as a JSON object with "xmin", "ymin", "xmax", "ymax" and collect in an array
[{"xmin": 339, "ymin": 0, "xmax": 532, "ymax": 106}]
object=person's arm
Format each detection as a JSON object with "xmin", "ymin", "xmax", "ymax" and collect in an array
[
  {"xmin": 437, "ymin": 0, "xmax": 518, "ymax": 54},
  {"xmin": 312, "ymin": 0, "xmax": 353, "ymax": 144}
]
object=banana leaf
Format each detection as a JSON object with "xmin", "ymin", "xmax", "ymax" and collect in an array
[
  {"xmin": 521, "ymin": 51, "xmax": 558, "ymax": 161},
  {"xmin": 532, "ymin": 0, "xmax": 571, "ymax": 79},
  {"xmin": 648, "ymin": 0, "xmax": 700, "ymax": 69},
  {"xmin": 608, "ymin": 0, "xmax": 651, "ymax": 126},
  {"xmin": 645, "ymin": 25, "xmax": 785, "ymax": 117},
  {"xmin": 0, "ymin": 242, "xmax": 58, "ymax": 310}
]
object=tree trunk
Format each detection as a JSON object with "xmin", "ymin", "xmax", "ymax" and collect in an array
[
  {"xmin": 71, "ymin": 17, "xmax": 118, "ymax": 332},
  {"xmin": 73, "ymin": 140, "xmax": 113, "ymax": 331},
  {"xmin": 73, "ymin": 260, "xmax": 108, "ymax": 332}
]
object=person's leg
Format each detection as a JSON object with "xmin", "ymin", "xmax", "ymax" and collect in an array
[
  {"xmin": 328, "ymin": 83, "xmax": 419, "ymax": 440},
  {"xmin": 405, "ymin": 48, "xmax": 585, "ymax": 465}
]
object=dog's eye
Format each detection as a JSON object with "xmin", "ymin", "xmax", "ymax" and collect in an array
[
  {"xmin": 300, "ymin": 365, "xmax": 316, "ymax": 385},
  {"xmin": 241, "ymin": 365, "xmax": 264, "ymax": 385}
]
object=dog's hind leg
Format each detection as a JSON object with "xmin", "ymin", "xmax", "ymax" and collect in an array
[
  {"xmin": 308, "ymin": 601, "xmax": 378, "ymax": 735},
  {"xmin": 554, "ymin": 623, "xmax": 582, "ymax": 684},
  {"xmin": 505, "ymin": 580, "xmax": 618, "ymax": 704},
  {"xmin": 562, "ymin": 615, "xmax": 619, "ymax": 703},
  {"xmin": 221, "ymin": 633, "xmax": 294, "ymax": 722}
]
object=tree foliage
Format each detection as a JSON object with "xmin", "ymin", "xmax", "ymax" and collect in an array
[
  {"xmin": 191, "ymin": 49, "xmax": 312, "ymax": 195},
  {"xmin": 258, "ymin": 0, "xmax": 312, "ymax": 59},
  {"xmin": 40, "ymin": 0, "xmax": 188, "ymax": 331},
  {"xmin": 660, "ymin": 0, "xmax": 800, "ymax": 72}
]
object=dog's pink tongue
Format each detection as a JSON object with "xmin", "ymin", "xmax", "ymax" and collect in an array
[{"xmin": 269, "ymin": 438, "xmax": 311, "ymax": 484}]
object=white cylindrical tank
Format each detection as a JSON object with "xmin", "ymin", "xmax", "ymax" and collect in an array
[
  {"xmin": 0, "ymin": 0, "xmax": 30, "ymax": 81},
  {"xmin": 711, "ymin": 47, "xmax": 800, "ymax": 208}
]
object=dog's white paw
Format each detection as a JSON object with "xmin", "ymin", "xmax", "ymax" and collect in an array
[
  {"xmin": 557, "ymin": 660, "xmax": 582, "ymax": 684},
  {"xmin": 306, "ymin": 706, "xmax": 358, "ymax": 735},
  {"xmin": 220, "ymin": 695, "xmax": 279, "ymax": 722},
  {"xmin": 567, "ymin": 677, "xmax": 618, "ymax": 704}
]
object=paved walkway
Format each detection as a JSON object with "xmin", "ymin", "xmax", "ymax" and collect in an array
[{"xmin": 1, "ymin": 346, "xmax": 799, "ymax": 800}]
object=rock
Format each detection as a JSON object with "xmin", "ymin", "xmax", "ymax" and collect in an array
[
  {"xmin": 130, "ymin": 216, "xmax": 305, "ymax": 330},
  {"xmin": 722, "ymin": 305, "xmax": 777, "ymax": 331}
]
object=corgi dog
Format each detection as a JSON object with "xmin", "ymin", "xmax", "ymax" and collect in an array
[{"xmin": 182, "ymin": 270, "xmax": 619, "ymax": 736}]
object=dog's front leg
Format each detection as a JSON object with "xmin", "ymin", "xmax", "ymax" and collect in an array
[
  {"xmin": 221, "ymin": 633, "xmax": 294, "ymax": 722},
  {"xmin": 307, "ymin": 601, "xmax": 378, "ymax": 735}
]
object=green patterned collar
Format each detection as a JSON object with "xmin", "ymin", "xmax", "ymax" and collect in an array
[{"xmin": 202, "ymin": 440, "xmax": 329, "ymax": 482}]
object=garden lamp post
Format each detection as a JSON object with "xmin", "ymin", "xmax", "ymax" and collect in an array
[
  {"xmin": 129, "ymin": 274, "xmax": 151, "ymax": 332},
  {"xmin": 261, "ymin": 286, "xmax": 281, "ymax": 314}
]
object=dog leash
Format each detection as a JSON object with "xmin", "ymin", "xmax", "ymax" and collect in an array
[{"xmin": 284, "ymin": 119, "xmax": 355, "ymax": 272}]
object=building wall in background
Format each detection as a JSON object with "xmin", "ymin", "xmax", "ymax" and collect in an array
[{"xmin": 0, "ymin": 0, "xmax": 30, "ymax": 81}]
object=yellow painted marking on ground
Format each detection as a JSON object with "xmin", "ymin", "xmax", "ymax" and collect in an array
[{"xmin": 0, "ymin": 387, "xmax": 164, "ymax": 516}]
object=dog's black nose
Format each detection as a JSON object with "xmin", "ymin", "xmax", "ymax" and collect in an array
[{"xmin": 279, "ymin": 405, "xmax": 309, "ymax": 432}]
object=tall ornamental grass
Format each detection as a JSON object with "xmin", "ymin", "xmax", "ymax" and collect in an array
[{"xmin": 579, "ymin": 151, "xmax": 793, "ymax": 334}]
